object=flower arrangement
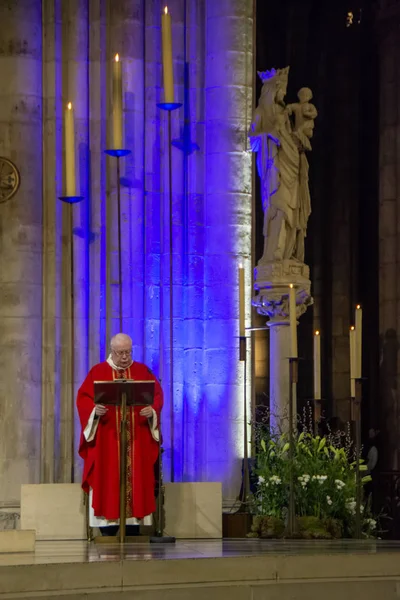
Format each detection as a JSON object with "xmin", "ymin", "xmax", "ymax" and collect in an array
[{"xmin": 250, "ymin": 413, "xmax": 375, "ymax": 539}]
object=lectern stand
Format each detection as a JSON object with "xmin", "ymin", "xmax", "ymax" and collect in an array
[{"xmin": 93, "ymin": 379, "xmax": 154, "ymax": 544}]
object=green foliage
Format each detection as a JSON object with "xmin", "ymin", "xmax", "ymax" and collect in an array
[{"xmin": 253, "ymin": 419, "xmax": 376, "ymax": 538}]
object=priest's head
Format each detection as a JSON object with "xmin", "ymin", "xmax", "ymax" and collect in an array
[{"xmin": 110, "ymin": 333, "xmax": 133, "ymax": 369}]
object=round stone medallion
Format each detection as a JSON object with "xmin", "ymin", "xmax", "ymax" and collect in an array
[{"xmin": 0, "ymin": 157, "xmax": 20, "ymax": 203}]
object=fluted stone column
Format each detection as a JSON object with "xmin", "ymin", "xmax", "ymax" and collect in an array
[
  {"xmin": 204, "ymin": 0, "xmax": 253, "ymax": 502},
  {"xmin": 0, "ymin": 0, "xmax": 43, "ymax": 505}
]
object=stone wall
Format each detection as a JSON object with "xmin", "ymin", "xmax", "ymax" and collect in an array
[
  {"xmin": 0, "ymin": 0, "xmax": 253, "ymax": 508},
  {"xmin": 0, "ymin": 0, "xmax": 43, "ymax": 509}
]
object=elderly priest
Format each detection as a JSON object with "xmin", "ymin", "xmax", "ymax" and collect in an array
[{"xmin": 77, "ymin": 333, "xmax": 163, "ymax": 536}]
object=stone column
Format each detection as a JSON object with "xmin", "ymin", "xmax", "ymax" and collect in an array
[
  {"xmin": 64, "ymin": 0, "xmax": 90, "ymax": 481},
  {"xmin": 42, "ymin": 0, "xmax": 63, "ymax": 483},
  {"xmin": 253, "ymin": 260, "xmax": 312, "ymax": 430},
  {"xmin": 377, "ymin": 1, "xmax": 400, "ymax": 469},
  {"xmin": 0, "ymin": 0, "xmax": 43, "ymax": 505},
  {"xmin": 204, "ymin": 0, "xmax": 253, "ymax": 502}
]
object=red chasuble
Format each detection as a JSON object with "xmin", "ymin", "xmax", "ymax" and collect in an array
[{"xmin": 77, "ymin": 361, "xmax": 163, "ymax": 520}]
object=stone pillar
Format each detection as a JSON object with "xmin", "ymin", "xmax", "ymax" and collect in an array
[
  {"xmin": 60, "ymin": 0, "xmax": 91, "ymax": 483},
  {"xmin": 0, "ymin": 0, "xmax": 43, "ymax": 505},
  {"xmin": 377, "ymin": 1, "xmax": 400, "ymax": 469},
  {"xmin": 253, "ymin": 260, "xmax": 312, "ymax": 430},
  {"xmin": 204, "ymin": 0, "xmax": 253, "ymax": 502},
  {"xmin": 181, "ymin": 0, "xmax": 206, "ymax": 483},
  {"xmin": 42, "ymin": 0, "xmax": 63, "ymax": 483}
]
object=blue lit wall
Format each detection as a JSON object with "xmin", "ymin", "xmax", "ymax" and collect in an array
[{"xmin": 5, "ymin": 0, "xmax": 254, "ymax": 502}]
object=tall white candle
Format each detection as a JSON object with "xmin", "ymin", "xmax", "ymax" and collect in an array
[
  {"xmin": 350, "ymin": 326, "xmax": 356, "ymax": 397},
  {"xmin": 65, "ymin": 102, "xmax": 76, "ymax": 197},
  {"xmin": 314, "ymin": 331, "xmax": 321, "ymax": 400},
  {"xmin": 239, "ymin": 264, "xmax": 245, "ymax": 337},
  {"xmin": 355, "ymin": 304, "xmax": 362, "ymax": 379},
  {"xmin": 161, "ymin": 6, "xmax": 174, "ymax": 103},
  {"xmin": 289, "ymin": 284, "xmax": 297, "ymax": 358},
  {"xmin": 112, "ymin": 54, "xmax": 123, "ymax": 149}
]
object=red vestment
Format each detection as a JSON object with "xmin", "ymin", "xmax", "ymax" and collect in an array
[{"xmin": 77, "ymin": 361, "xmax": 163, "ymax": 520}]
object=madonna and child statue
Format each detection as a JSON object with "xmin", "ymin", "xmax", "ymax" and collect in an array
[
  {"xmin": 249, "ymin": 66, "xmax": 317, "ymax": 265},
  {"xmin": 250, "ymin": 66, "xmax": 317, "ymax": 324}
]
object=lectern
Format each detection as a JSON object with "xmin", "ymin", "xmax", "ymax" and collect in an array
[{"xmin": 94, "ymin": 379, "xmax": 154, "ymax": 543}]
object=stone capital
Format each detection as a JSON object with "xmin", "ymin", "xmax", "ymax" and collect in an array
[{"xmin": 252, "ymin": 259, "xmax": 313, "ymax": 322}]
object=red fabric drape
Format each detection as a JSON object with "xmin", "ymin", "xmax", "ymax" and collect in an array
[{"xmin": 77, "ymin": 361, "xmax": 163, "ymax": 520}]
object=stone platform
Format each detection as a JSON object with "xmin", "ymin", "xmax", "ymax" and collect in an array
[{"xmin": 1, "ymin": 539, "xmax": 400, "ymax": 599}]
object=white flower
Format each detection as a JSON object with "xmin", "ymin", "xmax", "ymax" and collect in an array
[
  {"xmin": 366, "ymin": 518, "xmax": 377, "ymax": 530},
  {"xmin": 326, "ymin": 495, "xmax": 333, "ymax": 506},
  {"xmin": 298, "ymin": 474, "xmax": 311, "ymax": 488},
  {"xmin": 346, "ymin": 498, "xmax": 356, "ymax": 515},
  {"xmin": 335, "ymin": 479, "xmax": 345, "ymax": 490},
  {"xmin": 312, "ymin": 475, "xmax": 328, "ymax": 485},
  {"xmin": 312, "ymin": 474, "xmax": 327, "ymax": 485},
  {"xmin": 258, "ymin": 475, "xmax": 265, "ymax": 484},
  {"xmin": 269, "ymin": 475, "xmax": 282, "ymax": 485}
]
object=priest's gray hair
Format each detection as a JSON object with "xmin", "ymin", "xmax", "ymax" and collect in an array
[{"xmin": 110, "ymin": 333, "xmax": 132, "ymax": 349}]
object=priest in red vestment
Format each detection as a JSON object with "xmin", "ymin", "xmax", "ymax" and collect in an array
[{"xmin": 77, "ymin": 333, "xmax": 163, "ymax": 535}]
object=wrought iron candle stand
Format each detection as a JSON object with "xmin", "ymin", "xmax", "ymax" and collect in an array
[
  {"xmin": 104, "ymin": 148, "xmax": 131, "ymax": 331},
  {"xmin": 58, "ymin": 194, "xmax": 84, "ymax": 486},
  {"xmin": 152, "ymin": 100, "xmax": 182, "ymax": 543},
  {"xmin": 288, "ymin": 356, "xmax": 299, "ymax": 537},
  {"xmin": 313, "ymin": 397, "xmax": 322, "ymax": 437},
  {"xmin": 352, "ymin": 377, "xmax": 363, "ymax": 539}
]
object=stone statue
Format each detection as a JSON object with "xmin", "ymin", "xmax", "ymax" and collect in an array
[{"xmin": 249, "ymin": 69, "xmax": 317, "ymax": 264}]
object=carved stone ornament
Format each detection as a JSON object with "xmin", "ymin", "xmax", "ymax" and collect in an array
[
  {"xmin": 0, "ymin": 157, "xmax": 20, "ymax": 203},
  {"xmin": 252, "ymin": 259, "xmax": 313, "ymax": 322}
]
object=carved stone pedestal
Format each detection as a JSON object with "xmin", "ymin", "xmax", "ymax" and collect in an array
[{"xmin": 252, "ymin": 260, "xmax": 312, "ymax": 430}]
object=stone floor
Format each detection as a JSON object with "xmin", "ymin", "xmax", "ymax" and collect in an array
[
  {"xmin": 1, "ymin": 538, "xmax": 400, "ymax": 566},
  {"xmin": 2, "ymin": 539, "xmax": 400, "ymax": 599}
]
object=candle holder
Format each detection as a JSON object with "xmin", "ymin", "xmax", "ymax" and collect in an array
[
  {"xmin": 288, "ymin": 356, "xmax": 299, "ymax": 536},
  {"xmin": 58, "ymin": 194, "xmax": 84, "ymax": 486},
  {"xmin": 104, "ymin": 149, "xmax": 132, "ymax": 331},
  {"xmin": 157, "ymin": 102, "xmax": 183, "ymax": 112},
  {"xmin": 59, "ymin": 195, "xmax": 84, "ymax": 204}
]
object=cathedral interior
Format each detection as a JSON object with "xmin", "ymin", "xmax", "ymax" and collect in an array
[{"xmin": 1, "ymin": 0, "xmax": 400, "ymax": 545}]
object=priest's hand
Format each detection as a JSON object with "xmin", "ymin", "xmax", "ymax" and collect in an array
[
  {"xmin": 95, "ymin": 404, "xmax": 108, "ymax": 417},
  {"xmin": 140, "ymin": 406, "xmax": 153, "ymax": 419}
]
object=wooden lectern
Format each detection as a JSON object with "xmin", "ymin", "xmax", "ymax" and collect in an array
[{"xmin": 93, "ymin": 379, "xmax": 154, "ymax": 544}]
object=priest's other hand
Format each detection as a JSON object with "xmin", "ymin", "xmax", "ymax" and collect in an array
[
  {"xmin": 95, "ymin": 404, "xmax": 108, "ymax": 417},
  {"xmin": 140, "ymin": 406, "xmax": 153, "ymax": 419}
]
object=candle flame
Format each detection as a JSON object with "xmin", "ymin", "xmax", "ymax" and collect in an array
[
  {"xmin": 315, "ymin": 330, "xmax": 320, "ymax": 336},
  {"xmin": 164, "ymin": 6, "xmax": 168, "ymax": 14},
  {"xmin": 350, "ymin": 326, "xmax": 355, "ymax": 331},
  {"xmin": 115, "ymin": 53, "xmax": 120, "ymax": 62},
  {"xmin": 239, "ymin": 263, "xmax": 243, "ymax": 269},
  {"xmin": 289, "ymin": 283, "xmax": 294, "ymax": 289},
  {"xmin": 356, "ymin": 304, "xmax": 361, "ymax": 310},
  {"xmin": 67, "ymin": 102, "xmax": 72, "ymax": 110}
]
